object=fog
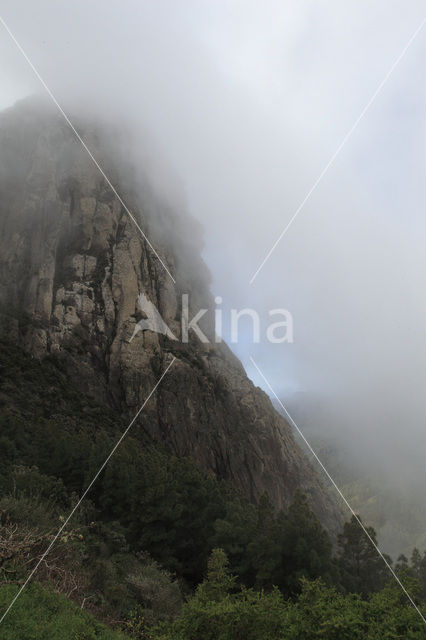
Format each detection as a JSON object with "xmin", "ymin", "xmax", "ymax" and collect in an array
[{"xmin": 1, "ymin": 1, "xmax": 426, "ymax": 549}]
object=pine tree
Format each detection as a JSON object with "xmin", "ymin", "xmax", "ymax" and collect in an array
[
  {"xmin": 196, "ymin": 548, "xmax": 237, "ymax": 602},
  {"xmin": 278, "ymin": 490, "xmax": 334, "ymax": 595},
  {"xmin": 337, "ymin": 515, "xmax": 389, "ymax": 595},
  {"xmin": 411, "ymin": 548, "xmax": 422, "ymax": 574}
]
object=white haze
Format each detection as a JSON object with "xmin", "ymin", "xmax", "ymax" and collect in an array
[{"xmin": 1, "ymin": 1, "xmax": 426, "ymax": 528}]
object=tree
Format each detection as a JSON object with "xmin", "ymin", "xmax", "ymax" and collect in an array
[
  {"xmin": 160, "ymin": 548, "xmax": 286, "ymax": 640},
  {"xmin": 282, "ymin": 579, "xmax": 366, "ymax": 640},
  {"xmin": 278, "ymin": 490, "xmax": 335, "ymax": 595},
  {"xmin": 124, "ymin": 556, "xmax": 182, "ymax": 635},
  {"xmin": 367, "ymin": 578, "xmax": 426, "ymax": 638},
  {"xmin": 337, "ymin": 515, "xmax": 389, "ymax": 595},
  {"xmin": 395, "ymin": 554, "xmax": 409, "ymax": 574},
  {"xmin": 99, "ymin": 446, "xmax": 227, "ymax": 584},
  {"xmin": 212, "ymin": 490, "xmax": 335, "ymax": 595},
  {"xmin": 244, "ymin": 493, "xmax": 282, "ymax": 589},
  {"xmin": 196, "ymin": 548, "xmax": 236, "ymax": 602},
  {"xmin": 418, "ymin": 551, "xmax": 426, "ymax": 600},
  {"xmin": 209, "ymin": 492, "xmax": 257, "ymax": 583},
  {"xmin": 411, "ymin": 548, "xmax": 422, "ymax": 574}
]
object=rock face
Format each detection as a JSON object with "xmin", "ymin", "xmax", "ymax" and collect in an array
[{"xmin": 0, "ymin": 97, "xmax": 342, "ymax": 534}]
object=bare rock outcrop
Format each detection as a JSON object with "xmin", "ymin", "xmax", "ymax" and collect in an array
[{"xmin": 0, "ymin": 97, "xmax": 342, "ymax": 534}]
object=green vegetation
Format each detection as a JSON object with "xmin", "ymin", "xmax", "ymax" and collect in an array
[
  {"xmin": 1, "ymin": 336, "xmax": 426, "ymax": 638},
  {"xmin": 0, "ymin": 583, "xmax": 126, "ymax": 639},
  {"xmin": 151, "ymin": 548, "xmax": 426, "ymax": 640}
]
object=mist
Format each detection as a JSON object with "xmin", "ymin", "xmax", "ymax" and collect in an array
[{"xmin": 1, "ymin": 1, "xmax": 426, "ymax": 551}]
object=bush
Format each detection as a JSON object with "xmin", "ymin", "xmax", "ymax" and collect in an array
[{"xmin": 126, "ymin": 557, "xmax": 182, "ymax": 627}]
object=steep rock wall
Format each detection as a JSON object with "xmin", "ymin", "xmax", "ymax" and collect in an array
[{"xmin": 0, "ymin": 98, "xmax": 342, "ymax": 533}]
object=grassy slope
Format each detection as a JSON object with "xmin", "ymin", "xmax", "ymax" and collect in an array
[{"xmin": 0, "ymin": 583, "xmax": 128, "ymax": 640}]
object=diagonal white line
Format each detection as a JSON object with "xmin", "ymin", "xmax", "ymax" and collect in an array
[
  {"xmin": 0, "ymin": 14, "xmax": 176, "ymax": 284},
  {"xmin": 0, "ymin": 356, "xmax": 176, "ymax": 626},
  {"xmin": 249, "ymin": 18, "xmax": 426, "ymax": 285},
  {"xmin": 249, "ymin": 355, "xmax": 426, "ymax": 625}
]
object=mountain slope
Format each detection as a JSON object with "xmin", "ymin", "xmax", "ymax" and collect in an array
[{"xmin": 0, "ymin": 97, "xmax": 341, "ymax": 534}]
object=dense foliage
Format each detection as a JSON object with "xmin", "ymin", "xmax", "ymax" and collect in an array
[
  {"xmin": 151, "ymin": 549, "xmax": 426, "ymax": 640},
  {"xmin": 1, "ymin": 336, "xmax": 426, "ymax": 638},
  {"xmin": 0, "ymin": 583, "xmax": 127, "ymax": 639},
  {"xmin": 0, "ymin": 338, "xmax": 337, "ymax": 597}
]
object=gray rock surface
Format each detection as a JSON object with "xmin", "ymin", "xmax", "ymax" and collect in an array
[{"xmin": 0, "ymin": 97, "xmax": 343, "ymax": 534}]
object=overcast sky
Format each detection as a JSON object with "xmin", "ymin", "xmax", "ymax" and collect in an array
[{"xmin": 1, "ymin": 0, "xmax": 426, "ymax": 486}]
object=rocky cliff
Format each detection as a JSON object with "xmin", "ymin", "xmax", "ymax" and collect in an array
[{"xmin": 0, "ymin": 97, "xmax": 342, "ymax": 534}]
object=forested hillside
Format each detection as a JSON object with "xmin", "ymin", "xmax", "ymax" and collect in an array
[{"xmin": 1, "ymin": 336, "xmax": 426, "ymax": 637}]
